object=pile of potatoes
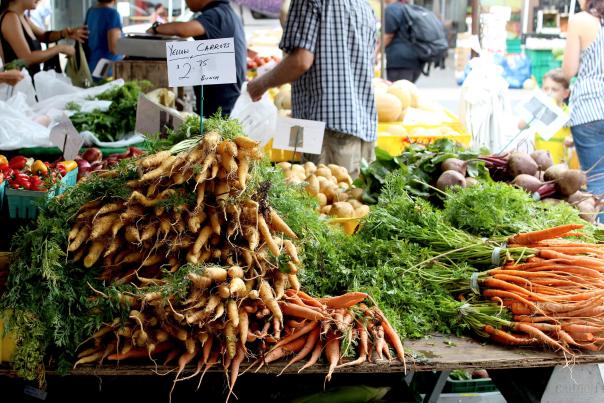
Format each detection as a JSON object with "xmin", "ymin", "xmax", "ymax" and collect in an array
[{"xmin": 278, "ymin": 162, "xmax": 370, "ymax": 234}]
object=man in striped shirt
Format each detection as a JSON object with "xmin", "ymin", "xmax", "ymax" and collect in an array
[{"xmin": 248, "ymin": 0, "xmax": 378, "ymax": 178}]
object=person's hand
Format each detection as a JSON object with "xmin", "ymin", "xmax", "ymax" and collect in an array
[
  {"xmin": 564, "ymin": 136, "xmax": 574, "ymax": 148},
  {"xmin": 0, "ymin": 69, "xmax": 24, "ymax": 86},
  {"xmin": 65, "ymin": 26, "xmax": 88, "ymax": 42},
  {"xmin": 59, "ymin": 44, "xmax": 76, "ymax": 57},
  {"xmin": 247, "ymin": 78, "xmax": 267, "ymax": 102}
]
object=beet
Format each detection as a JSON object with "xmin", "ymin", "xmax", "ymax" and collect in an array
[
  {"xmin": 441, "ymin": 158, "xmax": 467, "ymax": 176},
  {"xmin": 512, "ymin": 174, "xmax": 543, "ymax": 193},
  {"xmin": 566, "ymin": 191, "xmax": 592, "ymax": 205},
  {"xmin": 530, "ymin": 150, "xmax": 554, "ymax": 171},
  {"xmin": 81, "ymin": 147, "xmax": 102, "ymax": 163},
  {"xmin": 576, "ymin": 199, "xmax": 598, "ymax": 223},
  {"xmin": 465, "ymin": 177, "xmax": 480, "ymax": 187},
  {"xmin": 436, "ymin": 170, "xmax": 466, "ymax": 191},
  {"xmin": 507, "ymin": 152, "xmax": 538, "ymax": 177},
  {"xmin": 558, "ymin": 169, "xmax": 587, "ymax": 196},
  {"xmin": 544, "ymin": 163, "xmax": 568, "ymax": 182}
]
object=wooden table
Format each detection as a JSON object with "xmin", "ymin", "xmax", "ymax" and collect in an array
[{"xmin": 2, "ymin": 335, "xmax": 603, "ymax": 402}]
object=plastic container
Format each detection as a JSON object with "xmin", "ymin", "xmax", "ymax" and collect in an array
[
  {"xmin": 263, "ymin": 139, "xmax": 302, "ymax": 163},
  {"xmin": 506, "ymin": 38, "xmax": 522, "ymax": 54},
  {"xmin": 6, "ymin": 168, "xmax": 78, "ymax": 219},
  {"xmin": 443, "ymin": 377, "xmax": 498, "ymax": 394},
  {"xmin": 525, "ymin": 49, "xmax": 562, "ymax": 86},
  {"xmin": 0, "ymin": 181, "xmax": 5, "ymax": 211}
]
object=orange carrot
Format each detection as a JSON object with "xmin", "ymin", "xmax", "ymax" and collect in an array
[
  {"xmin": 511, "ymin": 322, "xmax": 571, "ymax": 354},
  {"xmin": 279, "ymin": 302, "xmax": 326, "ymax": 321},
  {"xmin": 567, "ymin": 332, "xmax": 595, "ymax": 342},
  {"xmin": 319, "ymin": 292, "xmax": 369, "ymax": 309},
  {"xmin": 271, "ymin": 320, "xmax": 318, "ymax": 351},
  {"xmin": 108, "ymin": 341, "xmax": 172, "ymax": 361},
  {"xmin": 484, "ymin": 325, "xmax": 538, "ymax": 345},
  {"xmin": 289, "ymin": 290, "xmax": 326, "ymax": 309},
  {"xmin": 509, "ymin": 224, "xmax": 584, "ymax": 245},
  {"xmin": 338, "ymin": 325, "xmax": 369, "ymax": 369},
  {"xmin": 264, "ymin": 337, "xmax": 306, "ymax": 364},
  {"xmin": 378, "ymin": 318, "xmax": 406, "ymax": 369},
  {"xmin": 562, "ymin": 324, "xmax": 604, "ymax": 333},
  {"xmin": 482, "ymin": 289, "xmax": 542, "ymax": 313},
  {"xmin": 537, "ymin": 250, "xmax": 604, "ymax": 269},
  {"xmin": 324, "ymin": 331, "xmax": 340, "ymax": 383},
  {"xmin": 298, "ymin": 339, "xmax": 323, "ymax": 373},
  {"xmin": 278, "ymin": 326, "xmax": 320, "ymax": 376}
]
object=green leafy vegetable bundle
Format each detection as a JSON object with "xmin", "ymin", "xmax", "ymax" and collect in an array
[{"xmin": 67, "ymin": 81, "xmax": 152, "ymax": 142}]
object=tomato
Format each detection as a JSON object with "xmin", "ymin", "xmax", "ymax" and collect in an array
[
  {"xmin": 56, "ymin": 165, "xmax": 67, "ymax": 177},
  {"xmin": 9, "ymin": 155, "xmax": 27, "ymax": 170}
]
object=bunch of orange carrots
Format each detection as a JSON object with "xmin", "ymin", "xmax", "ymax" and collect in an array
[{"xmin": 478, "ymin": 224, "xmax": 604, "ymax": 353}]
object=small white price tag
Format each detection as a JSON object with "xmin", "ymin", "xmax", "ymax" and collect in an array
[
  {"xmin": 135, "ymin": 94, "xmax": 184, "ymax": 136},
  {"xmin": 518, "ymin": 90, "xmax": 569, "ymax": 141},
  {"xmin": 50, "ymin": 120, "xmax": 83, "ymax": 160},
  {"xmin": 273, "ymin": 116, "xmax": 325, "ymax": 155},
  {"xmin": 166, "ymin": 38, "xmax": 237, "ymax": 87}
]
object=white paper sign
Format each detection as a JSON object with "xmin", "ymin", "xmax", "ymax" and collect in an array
[
  {"xmin": 136, "ymin": 94, "xmax": 185, "ymax": 136},
  {"xmin": 50, "ymin": 120, "xmax": 83, "ymax": 160},
  {"xmin": 166, "ymin": 38, "xmax": 236, "ymax": 87},
  {"xmin": 273, "ymin": 117, "xmax": 325, "ymax": 155},
  {"xmin": 518, "ymin": 90, "xmax": 568, "ymax": 141}
]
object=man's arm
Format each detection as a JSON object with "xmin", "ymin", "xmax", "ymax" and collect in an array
[
  {"xmin": 247, "ymin": 48, "xmax": 314, "ymax": 100},
  {"xmin": 151, "ymin": 20, "xmax": 205, "ymax": 38}
]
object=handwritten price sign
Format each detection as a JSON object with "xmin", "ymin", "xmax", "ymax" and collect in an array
[{"xmin": 166, "ymin": 38, "xmax": 236, "ymax": 87}]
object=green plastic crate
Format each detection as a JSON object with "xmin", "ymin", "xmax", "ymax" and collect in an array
[
  {"xmin": 443, "ymin": 377, "xmax": 498, "ymax": 394},
  {"xmin": 6, "ymin": 168, "xmax": 78, "ymax": 219}
]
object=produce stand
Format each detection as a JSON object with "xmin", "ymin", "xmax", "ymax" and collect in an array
[{"xmin": 1, "ymin": 335, "xmax": 602, "ymax": 402}]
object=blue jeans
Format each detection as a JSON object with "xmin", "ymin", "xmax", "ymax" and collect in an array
[{"xmin": 571, "ymin": 120, "xmax": 604, "ymax": 222}]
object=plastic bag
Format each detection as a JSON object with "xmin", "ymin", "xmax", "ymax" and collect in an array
[
  {"xmin": 65, "ymin": 42, "xmax": 93, "ymax": 88},
  {"xmin": 0, "ymin": 93, "xmax": 53, "ymax": 150},
  {"xmin": 230, "ymin": 83, "xmax": 277, "ymax": 146},
  {"xmin": 33, "ymin": 70, "xmax": 78, "ymax": 102},
  {"xmin": 0, "ymin": 69, "xmax": 36, "ymax": 105}
]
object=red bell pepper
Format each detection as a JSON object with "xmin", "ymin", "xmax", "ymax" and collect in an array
[{"xmin": 9, "ymin": 155, "xmax": 27, "ymax": 170}]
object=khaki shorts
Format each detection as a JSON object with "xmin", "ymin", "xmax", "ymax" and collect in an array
[{"xmin": 302, "ymin": 130, "xmax": 375, "ymax": 179}]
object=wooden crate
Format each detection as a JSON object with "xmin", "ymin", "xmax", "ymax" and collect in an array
[{"xmin": 113, "ymin": 60, "xmax": 169, "ymax": 90}]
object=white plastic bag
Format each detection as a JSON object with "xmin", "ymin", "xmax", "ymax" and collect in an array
[
  {"xmin": 79, "ymin": 131, "xmax": 146, "ymax": 148},
  {"xmin": 0, "ymin": 69, "xmax": 36, "ymax": 105},
  {"xmin": 230, "ymin": 83, "xmax": 277, "ymax": 146},
  {"xmin": 33, "ymin": 70, "xmax": 78, "ymax": 101},
  {"xmin": 0, "ymin": 93, "xmax": 52, "ymax": 149}
]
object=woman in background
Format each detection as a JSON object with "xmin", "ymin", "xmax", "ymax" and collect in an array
[
  {"xmin": 0, "ymin": 0, "xmax": 86, "ymax": 77},
  {"xmin": 563, "ymin": 0, "xmax": 604, "ymax": 221},
  {"xmin": 85, "ymin": 0, "xmax": 123, "ymax": 75}
]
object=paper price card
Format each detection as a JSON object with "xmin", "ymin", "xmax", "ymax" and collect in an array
[
  {"xmin": 166, "ymin": 38, "xmax": 236, "ymax": 87},
  {"xmin": 273, "ymin": 116, "xmax": 325, "ymax": 155}
]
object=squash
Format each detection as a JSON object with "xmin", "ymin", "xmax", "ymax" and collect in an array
[
  {"xmin": 376, "ymin": 93, "xmax": 403, "ymax": 122},
  {"xmin": 390, "ymin": 80, "xmax": 419, "ymax": 108},
  {"xmin": 274, "ymin": 85, "xmax": 291, "ymax": 110}
]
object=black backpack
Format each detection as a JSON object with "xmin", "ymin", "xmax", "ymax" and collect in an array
[{"xmin": 399, "ymin": 4, "xmax": 448, "ymax": 75}]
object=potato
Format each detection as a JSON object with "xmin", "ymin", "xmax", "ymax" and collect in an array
[
  {"xmin": 291, "ymin": 164, "xmax": 306, "ymax": 177},
  {"xmin": 328, "ymin": 164, "xmax": 351, "ymax": 183},
  {"xmin": 317, "ymin": 163, "xmax": 328, "ymax": 169},
  {"xmin": 306, "ymin": 174, "xmax": 320, "ymax": 196},
  {"xmin": 319, "ymin": 178, "xmax": 332, "ymax": 193},
  {"xmin": 334, "ymin": 191, "xmax": 350, "ymax": 202},
  {"xmin": 277, "ymin": 162, "xmax": 291, "ymax": 172},
  {"xmin": 304, "ymin": 161, "xmax": 317, "ymax": 177},
  {"xmin": 349, "ymin": 187, "xmax": 364, "ymax": 202},
  {"xmin": 316, "ymin": 192, "xmax": 328, "ymax": 207},
  {"xmin": 348, "ymin": 199, "xmax": 363, "ymax": 209},
  {"xmin": 329, "ymin": 175, "xmax": 339, "ymax": 185},
  {"xmin": 338, "ymin": 182, "xmax": 350, "ymax": 191},
  {"xmin": 321, "ymin": 205, "xmax": 332, "ymax": 215},
  {"xmin": 323, "ymin": 185, "xmax": 338, "ymax": 204},
  {"xmin": 354, "ymin": 205, "xmax": 370, "ymax": 218},
  {"xmin": 330, "ymin": 202, "xmax": 355, "ymax": 218},
  {"xmin": 316, "ymin": 167, "xmax": 332, "ymax": 178}
]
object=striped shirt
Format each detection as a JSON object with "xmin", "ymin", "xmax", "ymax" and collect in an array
[
  {"xmin": 569, "ymin": 23, "xmax": 604, "ymax": 126},
  {"xmin": 280, "ymin": 0, "xmax": 378, "ymax": 142}
]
